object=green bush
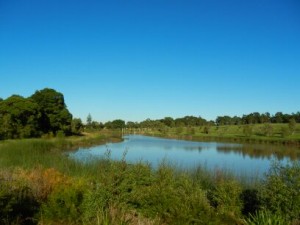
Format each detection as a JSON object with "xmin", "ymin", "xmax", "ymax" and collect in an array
[
  {"xmin": 81, "ymin": 183, "xmax": 113, "ymax": 223},
  {"xmin": 260, "ymin": 161, "xmax": 300, "ymax": 220},
  {"xmin": 56, "ymin": 130, "xmax": 65, "ymax": 138},
  {"xmin": 263, "ymin": 123, "xmax": 273, "ymax": 137},
  {"xmin": 41, "ymin": 183, "xmax": 84, "ymax": 224},
  {"xmin": 127, "ymin": 164, "xmax": 216, "ymax": 224},
  {"xmin": 0, "ymin": 181, "xmax": 39, "ymax": 225},
  {"xmin": 209, "ymin": 178, "xmax": 243, "ymax": 217}
]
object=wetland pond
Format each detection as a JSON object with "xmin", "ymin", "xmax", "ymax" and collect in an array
[{"xmin": 69, "ymin": 135, "xmax": 300, "ymax": 178}]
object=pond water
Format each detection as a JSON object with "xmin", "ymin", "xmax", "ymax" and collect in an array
[{"xmin": 69, "ymin": 135, "xmax": 299, "ymax": 178}]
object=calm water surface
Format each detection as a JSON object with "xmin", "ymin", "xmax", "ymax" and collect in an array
[{"xmin": 70, "ymin": 135, "xmax": 298, "ymax": 177}]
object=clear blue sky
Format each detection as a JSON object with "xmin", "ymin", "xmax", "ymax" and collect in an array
[{"xmin": 0, "ymin": 0, "xmax": 299, "ymax": 122}]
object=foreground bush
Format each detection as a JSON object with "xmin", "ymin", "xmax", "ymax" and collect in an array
[
  {"xmin": 0, "ymin": 171, "xmax": 39, "ymax": 225},
  {"xmin": 40, "ymin": 182, "xmax": 84, "ymax": 224},
  {"xmin": 260, "ymin": 161, "xmax": 300, "ymax": 221}
]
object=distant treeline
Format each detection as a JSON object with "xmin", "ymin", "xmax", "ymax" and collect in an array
[
  {"xmin": 0, "ymin": 88, "xmax": 73, "ymax": 140},
  {"xmin": 89, "ymin": 113, "xmax": 300, "ymax": 130},
  {"xmin": 215, "ymin": 112, "xmax": 300, "ymax": 125}
]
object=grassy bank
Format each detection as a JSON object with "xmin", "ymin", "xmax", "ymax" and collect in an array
[
  {"xmin": 135, "ymin": 123, "xmax": 300, "ymax": 146},
  {"xmin": 0, "ymin": 131, "xmax": 300, "ymax": 225}
]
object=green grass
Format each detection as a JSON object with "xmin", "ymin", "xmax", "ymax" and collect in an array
[{"xmin": 139, "ymin": 123, "xmax": 300, "ymax": 146}]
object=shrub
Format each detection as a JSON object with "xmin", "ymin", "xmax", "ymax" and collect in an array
[
  {"xmin": 127, "ymin": 164, "xmax": 215, "ymax": 224},
  {"xmin": 56, "ymin": 130, "xmax": 65, "ymax": 138},
  {"xmin": 209, "ymin": 178, "xmax": 243, "ymax": 217},
  {"xmin": 41, "ymin": 182, "xmax": 84, "ymax": 224},
  {"xmin": 17, "ymin": 167, "xmax": 71, "ymax": 202},
  {"xmin": 0, "ymin": 179, "xmax": 39, "ymax": 225},
  {"xmin": 81, "ymin": 183, "xmax": 113, "ymax": 223},
  {"xmin": 260, "ymin": 161, "xmax": 300, "ymax": 220}
]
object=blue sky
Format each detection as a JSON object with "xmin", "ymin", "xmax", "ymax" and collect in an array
[{"xmin": 0, "ymin": 0, "xmax": 299, "ymax": 122}]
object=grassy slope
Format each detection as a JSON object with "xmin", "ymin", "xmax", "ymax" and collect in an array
[{"xmin": 141, "ymin": 123, "xmax": 300, "ymax": 145}]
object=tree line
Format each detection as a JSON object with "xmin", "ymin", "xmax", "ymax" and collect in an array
[
  {"xmin": 84, "ymin": 115, "xmax": 213, "ymax": 131},
  {"xmin": 0, "ymin": 88, "xmax": 73, "ymax": 140},
  {"xmin": 86, "ymin": 112, "xmax": 300, "ymax": 131},
  {"xmin": 216, "ymin": 112, "xmax": 300, "ymax": 126}
]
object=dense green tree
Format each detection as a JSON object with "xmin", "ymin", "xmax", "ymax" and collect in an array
[
  {"xmin": 126, "ymin": 121, "xmax": 139, "ymax": 129},
  {"xmin": 260, "ymin": 112, "xmax": 271, "ymax": 123},
  {"xmin": 232, "ymin": 116, "xmax": 242, "ymax": 125},
  {"xmin": 91, "ymin": 121, "xmax": 102, "ymax": 129},
  {"xmin": 140, "ymin": 118, "xmax": 155, "ymax": 128},
  {"xmin": 174, "ymin": 116, "xmax": 207, "ymax": 127},
  {"xmin": 242, "ymin": 113, "xmax": 260, "ymax": 124},
  {"xmin": 30, "ymin": 88, "xmax": 72, "ymax": 135},
  {"xmin": 71, "ymin": 118, "xmax": 83, "ymax": 134},
  {"xmin": 104, "ymin": 121, "xmax": 112, "ymax": 129},
  {"xmin": 174, "ymin": 119, "xmax": 185, "ymax": 127},
  {"xmin": 0, "ymin": 114, "xmax": 13, "ymax": 139},
  {"xmin": 0, "ymin": 95, "xmax": 41, "ymax": 138},
  {"xmin": 216, "ymin": 116, "xmax": 232, "ymax": 125},
  {"xmin": 216, "ymin": 115, "xmax": 242, "ymax": 125},
  {"xmin": 294, "ymin": 112, "xmax": 300, "ymax": 123},
  {"xmin": 273, "ymin": 112, "xmax": 284, "ymax": 123},
  {"xmin": 104, "ymin": 120, "xmax": 125, "ymax": 129},
  {"xmin": 111, "ymin": 119, "xmax": 125, "ymax": 129},
  {"xmin": 161, "ymin": 117, "xmax": 175, "ymax": 127}
]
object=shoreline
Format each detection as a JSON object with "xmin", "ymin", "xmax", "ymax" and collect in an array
[{"xmin": 129, "ymin": 132, "xmax": 300, "ymax": 147}]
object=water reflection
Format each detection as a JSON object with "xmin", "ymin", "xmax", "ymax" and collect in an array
[
  {"xmin": 69, "ymin": 135, "xmax": 300, "ymax": 177},
  {"xmin": 216, "ymin": 144, "xmax": 300, "ymax": 160}
]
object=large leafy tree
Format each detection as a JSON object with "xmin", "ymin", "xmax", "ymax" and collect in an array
[
  {"xmin": 0, "ymin": 95, "xmax": 41, "ymax": 139},
  {"xmin": 105, "ymin": 119, "xmax": 125, "ymax": 129},
  {"xmin": 30, "ymin": 88, "xmax": 72, "ymax": 135},
  {"xmin": 111, "ymin": 119, "xmax": 126, "ymax": 129}
]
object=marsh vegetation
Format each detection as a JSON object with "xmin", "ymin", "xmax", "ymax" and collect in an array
[{"xmin": 0, "ymin": 131, "xmax": 300, "ymax": 225}]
